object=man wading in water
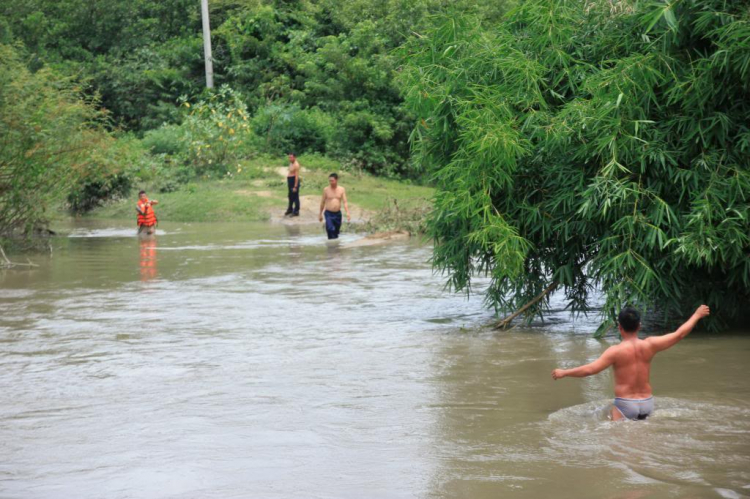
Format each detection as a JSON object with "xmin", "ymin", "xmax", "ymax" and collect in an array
[
  {"xmin": 285, "ymin": 153, "xmax": 301, "ymax": 217},
  {"xmin": 552, "ymin": 305, "xmax": 711, "ymax": 421},
  {"xmin": 318, "ymin": 173, "xmax": 350, "ymax": 239}
]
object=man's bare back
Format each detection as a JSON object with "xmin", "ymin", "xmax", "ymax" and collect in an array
[{"xmin": 552, "ymin": 305, "xmax": 710, "ymax": 420}]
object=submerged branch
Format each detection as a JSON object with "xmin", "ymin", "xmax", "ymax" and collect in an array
[
  {"xmin": 0, "ymin": 245, "xmax": 39, "ymax": 269},
  {"xmin": 495, "ymin": 281, "xmax": 558, "ymax": 330}
]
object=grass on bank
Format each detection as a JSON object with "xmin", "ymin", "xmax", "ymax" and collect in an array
[{"xmin": 86, "ymin": 155, "xmax": 434, "ymax": 224}]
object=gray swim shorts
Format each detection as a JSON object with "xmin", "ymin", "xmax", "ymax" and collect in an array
[{"xmin": 614, "ymin": 397, "xmax": 654, "ymax": 420}]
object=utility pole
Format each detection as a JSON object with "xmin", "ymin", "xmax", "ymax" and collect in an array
[{"xmin": 200, "ymin": 0, "xmax": 214, "ymax": 89}]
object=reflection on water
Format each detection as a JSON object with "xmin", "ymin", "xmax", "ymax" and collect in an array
[
  {"xmin": 139, "ymin": 236, "xmax": 157, "ymax": 282},
  {"xmin": 0, "ymin": 220, "xmax": 748, "ymax": 499}
]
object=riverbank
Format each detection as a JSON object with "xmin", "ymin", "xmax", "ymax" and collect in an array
[{"xmin": 85, "ymin": 155, "xmax": 433, "ymax": 228}]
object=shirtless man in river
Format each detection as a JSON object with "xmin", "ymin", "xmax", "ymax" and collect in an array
[
  {"xmin": 552, "ymin": 305, "xmax": 711, "ymax": 420},
  {"xmin": 285, "ymin": 153, "xmax": 301, "ymax": 217},
  {"xmin": 318, "ymin": 173, "xmax": 350, "ymax": 239}
]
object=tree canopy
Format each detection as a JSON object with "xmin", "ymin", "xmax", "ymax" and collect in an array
[
  {"xmin": 400, "ymin": 0, "xmax": 750, "ymax": 332},
  {"xmin": 2, "ymin": 0, "xmax": 507, "ymax": 176}
]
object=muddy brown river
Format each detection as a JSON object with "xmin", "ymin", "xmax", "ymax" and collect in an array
[{"xmin": 1, "ymin": 221, "xmax": 749, "ymax": 498}]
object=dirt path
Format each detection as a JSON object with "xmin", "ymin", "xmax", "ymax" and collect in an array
[
  {"xmin": 267, "ymin": 195, "xmax": 371, "ymax": 225},
  {"xmin": 234, "ymin": 170, "xmax": 412, "ymax": 245},
  {"xmin": 236, "ymin": 167, "xmax": 372, "ymax": 226}
]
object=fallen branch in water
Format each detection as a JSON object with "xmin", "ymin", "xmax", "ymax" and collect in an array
[
  {"xmin": 495, "ymin": 281, "xmax": 558, "ymax": 330},
  {"xmin": 0, "ymin": 245, "xmax": 39, "ymax": 269}
]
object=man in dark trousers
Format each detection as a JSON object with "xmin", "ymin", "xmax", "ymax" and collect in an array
[
  {"xmin": 285, "ymin": 153, "xmax": 301, "ymax": 217},
  {"xmin": 318, "ymin": 173, "xmax": 350, "ymax": 239}
]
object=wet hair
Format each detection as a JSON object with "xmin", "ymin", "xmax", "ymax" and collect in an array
[
  {"xmin": 288, "ymin": 152, "xmax": 296, "ymax": 157},
  {"xmin": 329, "ymin": 173, "xmax": 338, "ymax": 179},
  {"xmin": 618, "ymin": 307, "xmax": 641, "ymax": 332},
  {"xmin": 138, "ymin": 190, "xmax": 146, "ymax": 196}
]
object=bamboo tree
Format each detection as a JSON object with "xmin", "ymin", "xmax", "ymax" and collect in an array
[{"xmin": 399, "ymin": 0, "xmax": 750, "ymax": 333}]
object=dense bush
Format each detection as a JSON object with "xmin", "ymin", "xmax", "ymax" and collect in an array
[
  {"xmin": 68, "ymin": 173, "xmax": 132, "ymax": 213},
  {"xmin": 67, "ymin": 136, "xmax": 162, "ymax": 212},
  {"xmin": 86, "ymin": 38, "xmax": 205, "ymax": 130},
  {"xmin": 181, "ymin": 86, "xmax": 255, "ymax": 174},
  {"xmin": 142, "ymin": 125, "xmax": 190, "ymax": 157},
  {"xmin": 251, "ymin": 104, "xmax": 334, "ymax": 155},
  {"xmin": 0, "ymin": 43, "xmax": 118, "ymax": 234}
]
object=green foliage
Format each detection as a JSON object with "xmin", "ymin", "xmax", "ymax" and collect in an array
[
  {"xmin": 0, "ymin": 18, "xmax": 12, "ymax": 44},
  {"xmin": 87, "ymin": 37, "xmax": 205, "ymax": 130},
  {"xmin": 252, "ymin": 104, "xmax": 334, "ymax": 154},
  {"xmin": 141, "ymin": 125, "xmax": 199, "ymax": 193},
  {"xmin": 0, "ymin": 43, "xmax": 118, "ymax": 234},
  {"xmin": 400, "ymin": 1, "xmax": 750, "ymax": 332},
  {"xmin": 180, "ymin": 86, "xmax": 255, "ymax": 174},
  {"xmin": 142, "ymin": 125, "xmax": 190, "ymax": 157},
  {"xmin": 2, "ymin": 0, "xmax": 205, "ymax": 129},
  {"xmin": 66, "ymin": 136, "xmax": 168, "ymax": 211},
  {"xmin": 3, "ymin": 0, "xmax": 513, "ymax": 178},
  {"xmin": 212, "ymin": 1, "xmax": 413, "ymax": 174},
  {"xmin": 68, "ymin": 173, "xmax": 132, "ymax": 213}
]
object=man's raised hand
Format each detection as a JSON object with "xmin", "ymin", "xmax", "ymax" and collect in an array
[{"xmin": 694, "ymin": 305, "xmax": 710, "ymax": 320}]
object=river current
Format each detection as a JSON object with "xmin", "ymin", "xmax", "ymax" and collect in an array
[{"xmin": 1, "ymin": 221, "xmax": 748, "ymax": 498}]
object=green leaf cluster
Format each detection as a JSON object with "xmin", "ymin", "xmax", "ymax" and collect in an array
[
  {"xmin": 180, "ymin": 86, "xmax": 255, "ymax": 174},
  {"xmin": 399, "ymin": 1, "xmax": 750, "ymax": 332}
]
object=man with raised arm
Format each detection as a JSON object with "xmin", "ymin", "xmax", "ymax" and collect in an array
[
  {"xmin": 318, "ymin": 173, "xmax": 350, "ymax": 239},
  {"xmin": 552, "ymin": 305, "xmax": 711, "ymax": 421}
]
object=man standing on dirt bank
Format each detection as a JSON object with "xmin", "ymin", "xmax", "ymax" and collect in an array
[
  {"xmin": 319, "ymin": 173, "xmax": 350, "ymax": 239},
  {"xmin": 552, "ymin": 305, "xmax": 711, "ymax": 421},
  {"xmin": 285, "ymin": 153, "xmax": 301, "ymax": 217},
  {"xmin": 136, "ymin": 190, "xmax": 159, "ymax": 235}
]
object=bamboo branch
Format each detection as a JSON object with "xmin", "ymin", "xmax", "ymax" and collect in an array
[{"xmin": 495, "ymin": 281, "xmax": 558, "ymax": 330}]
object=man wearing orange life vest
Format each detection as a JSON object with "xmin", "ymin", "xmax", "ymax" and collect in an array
[{"xmin": 136, "ymin": 190, "xmax": 159, "ymax": 235}]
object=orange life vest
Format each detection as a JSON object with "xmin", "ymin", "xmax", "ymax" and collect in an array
[{"xmin": 137, "ymin": 199, "xmax": 157, "ymax": 226}]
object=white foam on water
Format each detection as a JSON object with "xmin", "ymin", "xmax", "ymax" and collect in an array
[
  {"xmin": 543, "ymin": 397, "xmax": 750, "ymax": 495},
  {"xmin": 155, "ymin": 233, "xmax": 362, "ymax": 251},
  {"xmin": 715, "ymin": 488, "xmax": 743, "ymax": 499},
  {"xmin": 0, "ymin": 289, "xmax": 36, "ymax": 299},
  {"xmin": 67, "ymin": 228, "xmax": 166, "ymax": 238}
]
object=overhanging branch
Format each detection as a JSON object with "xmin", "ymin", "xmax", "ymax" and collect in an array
[{"xmin": 495, "ymin": 281, "xmax": 558, "ymax": 330}]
